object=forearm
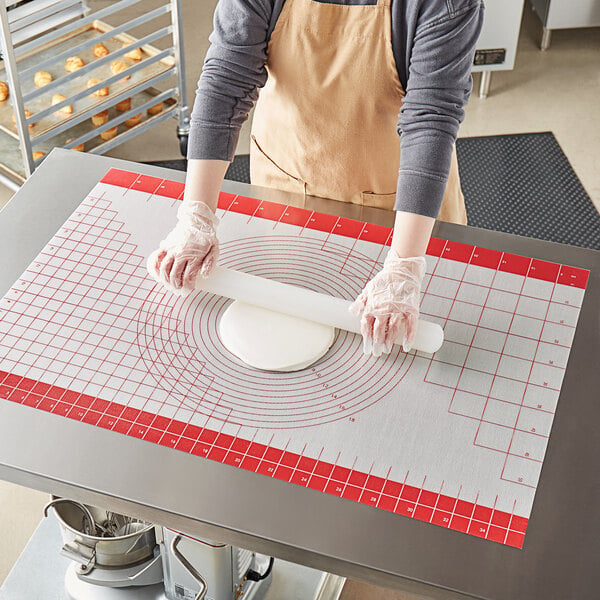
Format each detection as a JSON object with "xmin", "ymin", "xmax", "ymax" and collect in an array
[
  {"xmin": 391, "ymin": 210, "xmax": 435, "ymax": 258},
  {"xmin": 394, "ymin": 1, "xmax": 484, "ymax": 217},
  {"xmin": 183, "ymin": 159, "xmax": 230, "ymax": 213},
  {"xmin": 394, "ymin": 133, "xmax": 455, "ymax": 217}
]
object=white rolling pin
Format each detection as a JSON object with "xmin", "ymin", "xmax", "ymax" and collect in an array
[{"xmin": 198, "ymin": 267, "xmax": 444, "ymax": 354}]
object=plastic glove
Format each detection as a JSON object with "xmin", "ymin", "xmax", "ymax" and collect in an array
[
  {"xmin": 350, "ymin": 251, "xmax": 426, "ymax": 356},
  {"xmin": 147, "ymin": 201, "xmax": 219, "ymax": 296}
]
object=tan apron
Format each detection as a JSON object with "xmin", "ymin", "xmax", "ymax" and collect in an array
[{"xmin": 250, "ymin": 0, "xmax": 466, "ymax": 224}]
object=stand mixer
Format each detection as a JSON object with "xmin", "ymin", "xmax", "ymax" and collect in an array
[{"xmin": 44, "ymin": 497, "xmax": 273, "ymax": 600}]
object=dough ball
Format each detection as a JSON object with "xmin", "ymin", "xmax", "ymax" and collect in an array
[
  {"xmin": 100, "ymin": 126, "xmax": 117, "ymax": 141},
  {"xmin": 93, "ymin": 43, "xmax": 109, "ymax": 58},
  {"xmin": 110, "ymin": 60, "xmax": 130, "ymax": 80},
  {"xmin": 123, "ymin": 42, "xmax": 142, "ymax": 61},
  {"xmin": 32, "ymin": 151, "xmax": 45, "ymax": 160},
  {"xmin": 146, "ymin": 101, "xmax": 163, "ymax": 116},
  {"xmin": 87, "ymin": 78, "xmax": 109, "ymax": 97},
  {"xmin": 12, "ymin": 109, "xmax": 34, "ymax": 130},
  {"xmin": 91, "ymin": 110, "xmax": 109, "ymax": 126},
  {"xmin": 219, "ymin": 301, "xmax": 335, "ymax": 372},
  {"xmin": 124, "ymin": 113, "xmax": 141, "ymax": 127},
  {"xmin": 66, "ymin": 138, "xmax": 84, "ymax": 152},
  {"xmin": 51, "ymin": 94, "xmax": 73, "ymax": 115},
  {"xmin": 34, "ymin": 70, "xmax": 52, "ymax": 87},
  {"xmin": 115, "ymin": 97, "xmax": 131, "ymax": 112},
  {"xmin": 0, "ymin": 81, "xmax": 9, "ymax": 102},
  {"xmin": 65, "ymin": 56, "xmax": 85, "ymax": 73}
]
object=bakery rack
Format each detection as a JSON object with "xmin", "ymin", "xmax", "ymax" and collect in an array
[{"xmin": 0, "ymin": 0, "xmax": 189, "ymax": 190}]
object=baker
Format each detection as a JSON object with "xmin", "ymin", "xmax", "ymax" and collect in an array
[{"xmin": 148, "ymin": 0, "xmax": 484, "ymax": 357}]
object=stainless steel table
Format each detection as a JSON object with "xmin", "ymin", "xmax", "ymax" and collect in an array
[{"xmin": 1, "ymin": 149, "xmax": 599, "ymax": 600}]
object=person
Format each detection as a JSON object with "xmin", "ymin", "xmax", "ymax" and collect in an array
[{"xmin": 148, "ymin": 0, "xmax": 485, "ymax": 357}]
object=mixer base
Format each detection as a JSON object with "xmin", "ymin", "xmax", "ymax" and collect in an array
[{"xmin": 65, "ymin": 565, "xmax": 167, "ymax": 600}]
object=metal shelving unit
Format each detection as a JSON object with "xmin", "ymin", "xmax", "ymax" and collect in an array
[{"xmin": 0, "ymin": 0, "xmax": 189, "ymax": 190}]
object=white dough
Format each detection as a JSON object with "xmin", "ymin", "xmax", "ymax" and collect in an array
[{"xmin": 219, "ymin": 301, "xmax": 335, "ymax": 372}]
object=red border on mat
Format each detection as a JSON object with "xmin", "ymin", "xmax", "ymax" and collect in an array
[
  {"xmin": 101, "ymin": 169, "xmax": 589, "ymax": 289},
  {"xmin": 0, "ymin": 368, "xmax": 528, "ymax": 548}
]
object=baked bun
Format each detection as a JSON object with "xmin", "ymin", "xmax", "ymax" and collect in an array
[
  {"xmin": 66, "ymin": 138, "xmax": 84, "ymax": 152},
  {"xmin": 93, "ymin": 43, "xmax": 109, "ymax": 58},
  {"xmin": 115, "ymin": 98, "xmax": 131, "ymax": 112},
  {"xmin": 100, "ymin": 126, "xmax": 118, "ymax": 141},
  {"xmin": 51, "ymin": 94, "xmax": 73, "ymax": 115},
  {"xmin": 65, "ymin": 56, "xmax": 85, "ymax": 73},
  {"xmin": 123, "ymin": 42, "xmax": 142, "ymax": 61},
  {"xmin": 146, "ymin": 101, "xmax": 163, "ymax": 116},
  {"xmin": 124, "ymin": 113, "xmax": 142, "ymax": 127},
  {"xmin": 12, "ymin": 109, "xmax": 34, "ymax": 130},
  {"xmin": 0, "ymin": 82, "xmax": 9, "ymax": 102},
  {"xmin": 34, "ymin": 70, "xmax": 52, "ymax": 87},
  {"xmin": 87, "ymin": 78, "xmax": 109, "ymax": 97},
  {"xmin": 91, "ymin": 110, "xmax": 109, "ymax": 126},
  {"xmin": 110, "ymin": 60, "xmax": 130, "ymax": 80}
]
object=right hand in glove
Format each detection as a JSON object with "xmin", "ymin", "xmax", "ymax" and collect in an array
[
  {"xmin": 349, "ymin": 251, "xmax": 426, "ymax": 356},
  {"xmin": 147, "ymin": 200, "xmax": 219, "ymax": 296}
]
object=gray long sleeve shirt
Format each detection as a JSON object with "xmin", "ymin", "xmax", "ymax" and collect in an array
[{"xmin": 188, "ymin": 0, "xmax": 485, "ymax": 218}]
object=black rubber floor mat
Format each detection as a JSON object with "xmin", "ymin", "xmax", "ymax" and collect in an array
[
  {"xmin": 225, "ymin": 153, "xmax": 250, "ymax": 184},
  {"xmin": 456, "ymin": 132, "xmax": 599, "ymax": 249},
  {"xmin": 144, "ymin": 132, "xmax": 599, "ymax": 249},
  {"xmin": 141, "ymin": 157, "xmax": 250, "ymax": 183}
]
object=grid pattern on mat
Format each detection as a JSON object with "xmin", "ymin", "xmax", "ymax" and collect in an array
[{"xmin": 0, "ymin": 169, "xmax": 589, "ymax": 550}]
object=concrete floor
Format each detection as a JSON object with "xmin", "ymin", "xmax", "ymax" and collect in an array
[{"xmin": 0, "ymin": 0, "xmax": 599, "ymax": 596}]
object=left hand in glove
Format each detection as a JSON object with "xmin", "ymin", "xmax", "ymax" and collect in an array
[
  {"xmin": 349, "ymin": 251, "xmax": 426, "ymax": 356},
  {"xmin": 147, "ymin": 200, "xmax": 219, "ymax": 297}
]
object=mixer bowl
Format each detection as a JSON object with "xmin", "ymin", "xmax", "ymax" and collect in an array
[{"xmin": 46, "ymin": 497, "xmax": 157, "ymax": 570}]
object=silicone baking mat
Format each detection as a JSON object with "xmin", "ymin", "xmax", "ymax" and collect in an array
[{"xmin": 0, "ymin": 169, "xmax": 589, "ymax": 548}]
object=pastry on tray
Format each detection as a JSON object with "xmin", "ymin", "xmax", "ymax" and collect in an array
[
  {"xmin": 12, "ymin": 109, "xmax": 34, "ymax": 130},
  {"xmin": 34, "ymin": 70, "xmax": 52, "ymax": 88},
  {"xmin": 91, "ymin": 110, "xmax": 109, "ymax": 126},
  {"xmin": 66, "ymin": 138, "xmax": 84, "ymax": 152},
  {"xmin": 87, "ymin": 78, "xmax": 109, "ymax": 97},
  {"xmin": 147, "ymin": 101, "xmax": 163, "ymax": 116},
  {"xmin": 65, "ymin": 56, "xmax": 85, "ymax": 73},
  {"xmin": 110, "ymin": 60, "xmax": 130, "ymax": 80},
  {"xmin": 123, "ymin": 42, "xmax": 143, "ymax": 61},
  {"xmin": 124, "ymin": 113, "xmax": 142, "ymax": 127},
  {"xmin": 100, "ymin": 126, "xmax": 118, "ymax": 141},
  {"xmin": 0, "ymin": 82, "xmax": 9, "ymax": 102},
  {"xmin": 115, "ymin": 98, "xmax": 131, "ymax": 112},
  {"xmin": 93, "ymin": 43, "xmax": 109, "ymax": 58},
  {"xmin": 51, "ymin": 94, "xmax": 73, "ymax": 115},
  {"xmin": 32, "ymin": 151, "xmax": 45, "ymax": 160}
]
